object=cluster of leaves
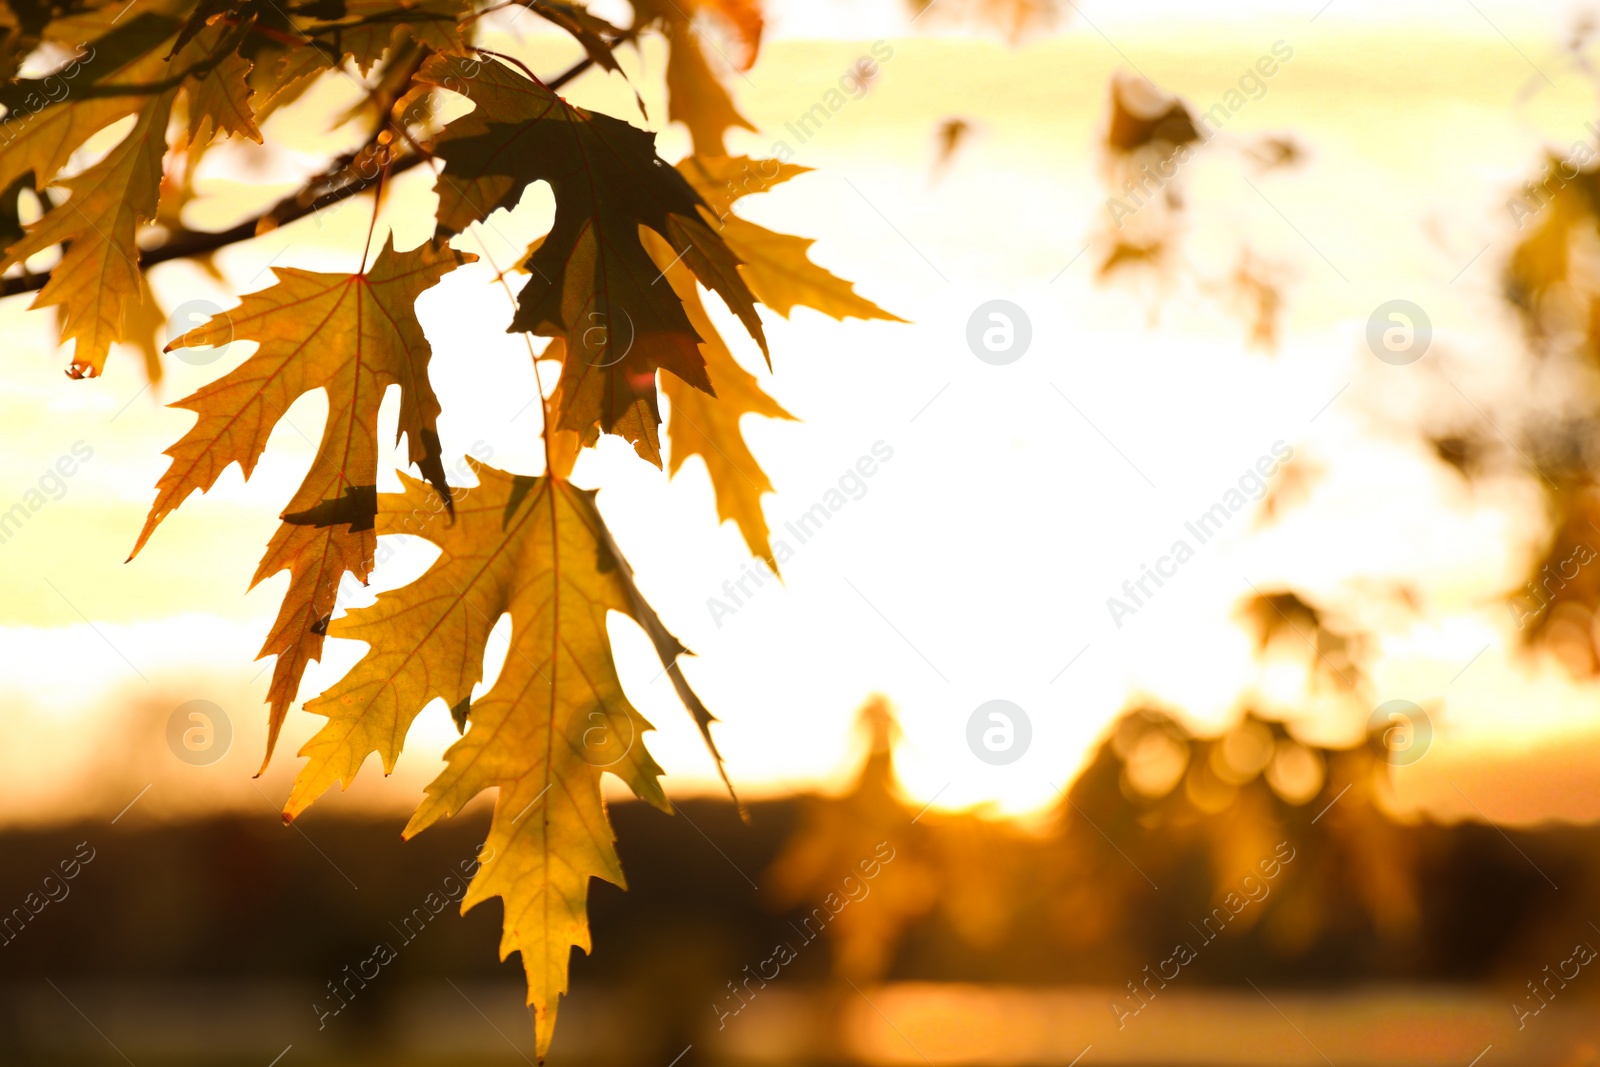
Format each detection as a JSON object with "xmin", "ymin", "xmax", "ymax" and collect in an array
[{"xmin": 0, "ymin": 0, "xmax": 901, "ymax": 1054}]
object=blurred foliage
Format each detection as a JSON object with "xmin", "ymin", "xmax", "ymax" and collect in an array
[
  {"xmin": 1498, "ymin": 150, "xmax": 1600, "ymax": 674},
  {"xmin": 761, "ymin": 693, "xmax": 1471, "ymax": 984},
  {"xmin": 1094, "ymin": 72, "xmax": 1301, "ymax": 352}
]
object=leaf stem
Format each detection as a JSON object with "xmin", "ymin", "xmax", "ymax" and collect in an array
[
  {"xmin": 359, "ymin": 160, "xmax": 387, "ymax": 272},
  {"xmin": 473, "ymin": 236, "xmax": 558, "ymax": 482}
]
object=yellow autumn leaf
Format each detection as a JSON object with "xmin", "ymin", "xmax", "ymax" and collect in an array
[
  {"xmin": 634, "ymin": 0, "xmax": 762, "ymax": 155},
  {"xmin": 648, "ymin": 155, "xmax": 900, "ymax": 568},
  {"xmin": 678, "ymin": 155, "xmax": 906, "ymax": 323},
  {"xmin": 1, "ymin": 91, "xmax": 176, "ymax": 378},
  {"xmin": 648, "ymin": 227, "xmax": 795, "ymax": 569},
  {"xmin": 720, "ymin": 214, "xmax": 908, "ymax": 322},
  {"xmin": 662, "ymin": 18, "xmax": 755, "ymax": 156},
  {"xmin": 249, "ymin": 0, "xmax": 471, "ymax": 123},
  {"xmin": 131, "ymin": 236, "xmax": 473, "ymax": 770},
  {"xmin": 1, "ymin": 14, "xmax": 263, "ymax": 377},
  {"xmin": 0, "ymin": 1, "xmax": 180, "ymax": 199},
  {"xmin": 288, "ymin": 462, "xmax": 676, "ymax": 1060},
  {"xmin": 677, "ymin": 153, "xmax": 811, "ymax": 221},
  {"xmin": 181, "ymin": 29, "xmax": 261, "ymax": 147}
]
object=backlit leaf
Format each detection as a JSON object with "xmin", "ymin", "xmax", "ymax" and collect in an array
[
  {"xmin": 289, "ymin": 462, "xmax": 696, "ymax": 1058},
  {"xmin": 634, "ymin": 0, "xmax": 761, "ymax": 155},
  {"xmin": 0, "ymin": 90, "xmax": 176, "ymax": 377},
  {"xmin": 130, "ymin": 236, "xmax": 473, "ymax": 769},
  {"xmin": 679, "ymin": 154, "xmax": 904, "ymax": 323},
  {"xmin": 420, "ymin": 52, "xmax": 767, "ymax": 463},
  {"xmin": 648, "ymin": 227, "xmax": 794, "ymax": 568}
]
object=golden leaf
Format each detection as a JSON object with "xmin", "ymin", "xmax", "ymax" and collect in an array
[
  {"xmin": 661, "ymin": 17, "xmax": 755, "ymax": 156},
  {"xmin": 719, "ymin": 214, "xmax": 906, "ymax": 322},
  {"xmin": 0, "ymin": 4, "xmax": 178, "ymax": 200},
  {"xmin": 634, "ymin": 0, "xmax": 762, "ymax": 155},
  {"xmin": 648, "ymin": 227, "xmax": 794, "ymax": 568},
  {"xmin": 181, "ymin": 30, "xmax": 261, "ymax": 147},
  {"xmin": 678, "ymin": 155, "xmax": 904, "ymax": 323},
  {"xmin": 1, "ymin": 13, "xmax": 265, "ymax": 377},
  {"xmin": 648, "ymin": 155, "xmax": 900, "ymax": 567},
  {"xmin": 289, "ymin": 462, "xmax": 680, "ymax": 1059},
  {"xmin": 130, "ymin": 236, "xmax": 474, "ymax": 770},
  {"xmin": 1, "ymin": 91, "xmax": 176, "ymax": 378},
  {"xmin": 255, "ymin": 0, "xmax": 472, "ymax": 120}
]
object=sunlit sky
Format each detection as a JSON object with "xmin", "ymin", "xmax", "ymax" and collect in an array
[{"xmin": 5, "ymin": 0, "xmax": 1600, "ymax": 828}]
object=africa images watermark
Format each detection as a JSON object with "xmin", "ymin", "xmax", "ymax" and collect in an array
[
  {"xmin": 312, "ymin": 843, "xmax": 495, "ymax": 1029},
  {"xmin": 706, "ymin": 440, "xmax": 895, "ymax": 628},
  {"xmin": 1508, "ymin": 541, "xmax": 1595, "ymax": 630},
  {"xmin": 711, "ymin": 840, "xmax": 897, "ymax": 1029},
  {"xmin": 0, "ymin": 440, "xmax": 95, "ymax": 547},
  {"xmin": 1109, "ymin": 840, "xmax": 1297, "ymax": 1029},
  {"xmin": 1507, "ymin": 123, "xmax": 1600, "ymax": 230},
  {"xmin": 1105, "ymin": 440, "xmax": 1294, "ymax": 628},
  {"xmin": 0, "ymin": 43, "xmax": 96, "ymax": 147},
  {"xmin": 1107, "ymin": 40, "xmax": 1296, "ymax": 229},
  {"xmin": 1513, "ymin": 933, "xmax": 1597, "ymax": 1030},
  {"xmin": 1, "ymin": 841, "xmax": 96, "ymax": 948},
  {"xmin": 761, "ymin": 41, "xmax": 895, "ymax": 164}
]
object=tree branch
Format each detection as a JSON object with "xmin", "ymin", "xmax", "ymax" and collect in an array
[{"xmin": 0, "ymin": 46, "xmax": 605, "ymax": 300}]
